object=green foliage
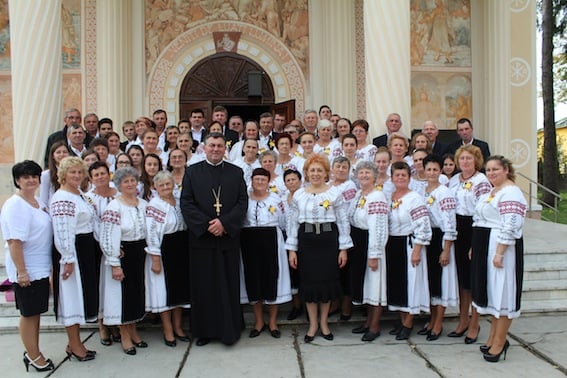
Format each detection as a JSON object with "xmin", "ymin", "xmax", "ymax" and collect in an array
[{"xmin": 540, "ymin": 190, "xmax": 567, "ymax": 223}]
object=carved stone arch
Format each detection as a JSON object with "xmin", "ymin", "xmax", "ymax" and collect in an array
[{"xmin": 146, "ymin": 21, "xmax": 305, "ymax": 124}]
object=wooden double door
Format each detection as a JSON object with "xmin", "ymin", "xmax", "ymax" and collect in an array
[{"xmin": 179, "ymin": 52, "xmax": 295, "ymax": 125}]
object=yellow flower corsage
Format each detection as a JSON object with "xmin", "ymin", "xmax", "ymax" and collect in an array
[
  {"xmin": 376, "ymin": 184, "xmax": 383, "ymax": 191},
  {"xmin": 392, "ymin": 199, "xmax": 402, "ymax": 209},
  {"xmin": 427, "ymin": 195, "xmax": 435, "ymax": 205},
  {"xmin": 485, "ymin": 193, "xmax": 494, "ymax": 203},
  {"xmin": 226, "ymin": 140, "xmax": 232, "ymax": 148},
  {"xmin": 269, "ymin": 140, "xmax": 275, "ymax": 149},
  {"xmin": 259, "ymin": 147, "xmax": 267, "ymax": 154},
  {"xmin": 294, "ymin": 151, "xmax": 302, "ymax": 157},
  {"xmin": 319, "ymin": 199, "xmax": 331, "ymax": 210},
  {"xmin": 269, "ymin": 185, "xmax": 279, "ymax": 193},
  {"xmin": 323, "ymin": 147, "xmax": 331, "ymax": 155},
  {"xmin": 268, "ymin": 205, "xmax": 277, "ymax": 215},
  {"xmin": 463, "ymin": 181, "xmax": 472, "ymax": 191},
  {"xmin": 357, "ymin": 196, "xmax": 366, "ymax": 208}
]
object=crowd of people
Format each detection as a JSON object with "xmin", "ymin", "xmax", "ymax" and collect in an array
[{"xmin": 0, "ymin": 104, "xmax": 527, "ymax": 372}]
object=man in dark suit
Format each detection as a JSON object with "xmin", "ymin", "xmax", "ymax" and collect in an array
[
  {"xmin": 372, "ymin": 113, "xmax": 403, "ymax": 148},
  {"xmin": 422, "ymin": 120, "xmax": 448, "ymax": 156},
  {"xmin": 212, "ymin": 105, "xmax": 239, "ymax": 147},
  {"xmin": 190, "ymin": 108, "xmax": 207, "ymax": 151},
  {"xmin": 258, "ymin": 112, "xmax": 279, "ymax": 152},
  {"xmin": 447, "ymin": 118, "xmax": 491, "ymax": 162},
  {"xmin": 44, "ymin": 108, "xmax": 82, "ymax": 167}
]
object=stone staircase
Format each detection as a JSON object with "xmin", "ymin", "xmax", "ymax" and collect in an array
[{"xmin": 1, "ymin": 218, "xmax": 566, "ymax": 332}]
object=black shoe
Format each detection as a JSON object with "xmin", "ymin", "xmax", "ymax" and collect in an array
[
  {"xmin": 417, "ymin": 325, "xmax": 431, "ymax": 336},
  {"xmin": 270, "ymin": 329, "xmax": 281, "ymax": 339},
  {"xmin": 100, "ymin": 337, "xmax": 112, "ymax": 346},
  {"xmin": 480, "ymin": 344, "xmax": 491, "ymax": 353},
  {"xmin": 483, "ymin": 340, "xmax": 510, "ymax": 362},
  {"xmin": 465, "ymin": 327, "xmax": 480, "ymax": 344},
  {"xmin": 447, "ymin": 327, "xmax": 468, "ymax": 338},
  {"xmin": 196, "ymin": 338, "xmax": 210, "ymax": 346},
  {"xmin": 123, "ymin": 347, "xmax": 136, "ymax": 356},
  {"xmin": 175, "ymin": 333, "xmax": 192, "ymax": 342},
  {"xmin": 249, "ymin": 324, "xmax": 266, "ymax": 338},
  {"xmin": 389, "ymin": 323, "xmax": 403, "ymax": 336},
  {"xmin": 361, "ymin": 331, "xmax": 380, "ymax": 342},
  {"xmin": 340, "ymin": 313, "xmax": 352, "ymax": 321},
  {"xmin": 321, "ymin": 332, "xmax": 334, "ymax": 341},
  {"xmin": 111, "ymin": 330, "xmax": 121, "ymax": 343},
  {"xmin": 287, "ymin": 307, "xmax": 303, "ymax": 320},
  {"xmin": 23, "ymin": 352, "xmax": 54, "ymax": 372},
  {"xmin": 304, "ymin": 334, "xmax": 315, "ymax": 343},
  {"xmin": 395, "ymin": 326, "xmax": 412, "ymax": 340},
  {"xmin": 134, "ymin": 340, "xmax": 148, "ymax": 348},
  {"xmin": 352, "ymin": 325, "xmax": 369, "ymax": 334},
  {"xmin": 66, "ymin": 349, "xmax": 96, "ymax": 362},
  {"xmin": 426, "ymin": 329, "xmax": 442, "ymax": 341},
  {"xmin": 164, "ymin": 336, "xmax": 177, "ymax": 347}
]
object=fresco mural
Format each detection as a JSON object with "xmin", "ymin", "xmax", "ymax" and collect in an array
[
  {"xmin": 0, "ymin": 76, "xmax": 13, "ymax": 163},
  {"xmin": 0, "ymin": 0, "xmax": 9, "ymax": 71},
  {"xmin": 411, "ymin": 0, "xmax": 471, "ymax": 130},
  {"xmin": 62, "ymin": 0, "xmax": 81, "ymax": 68},
  {"xmin": 144, "ymin": 0, "xmax": 309, "ymax": 76},
  {"xmin": 63, "ymin": 73, "xmax": 82, "ymax": 112}
]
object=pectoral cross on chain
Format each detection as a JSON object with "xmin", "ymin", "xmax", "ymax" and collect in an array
[{"xmin": 212, "ymin": 186, "xmax": 222, "ymax": 216}]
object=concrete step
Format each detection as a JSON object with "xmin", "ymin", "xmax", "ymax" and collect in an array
[
  {"xmin": 524, "ymin": 262, "xmax": 567, "ymax": 281},
  {"xmin": 521, "ymin": 298, "xmax": 567, "ymax": 313},
  {"xmin": 522, "ymin": 279, "xmax": 567, "ymax": 301}
]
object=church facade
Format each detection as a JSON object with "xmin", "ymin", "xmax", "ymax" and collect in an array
[{"xmin": 0, "ymin": 0, "xmax": 536, "ymax": 201}]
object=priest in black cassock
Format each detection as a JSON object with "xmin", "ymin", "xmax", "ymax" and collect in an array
[{"xmin": 180, "ymin": 132, "xmax": 248, "ymax": 346}]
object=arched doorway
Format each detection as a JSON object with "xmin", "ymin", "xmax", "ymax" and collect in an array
[{"xmin": 179, "ymin": 52, "xmax": 294, "ymax": 123}]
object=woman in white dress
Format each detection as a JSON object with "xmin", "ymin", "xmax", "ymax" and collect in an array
[
  {"xmin": 40, "ymin": 141, "xmax": 70, "ymax": 207},
  {"xmin": 287, "ymin": 155, "xmax": 353, "ymax": 343},
  {"xmin": 417, "ymin": 155, "xmax": 458, "ymax": 341},
  {"xmin": 373, "ymin": 147, "xmax": 395, "ymax": 201},
  {"xmin": 314, "ymin": 119, "xmax": 341, "ymax": 161},
  {"xmin": 145, "ymin": 171, "xmax": 191, "ymax": 347},
  {"xmin": 260, "ymin": 150, "xmax": 287, "ymax": 199},
  {"xmin": 275, "ymin": 133, "xmax": 303, "ymax": 176},
  {"xmin": 233, "ymin": 138, "xmax": 261, "ymax": 187},
  {"xmin": 166, "ymin": 148, "xmax": 188, "ymax": 200},
  {"xmin": 386, "ymin": 161, "xmax": 432, "ymax": 340},
  {"xmin": 348, "ymin": 161, "xmax": 389, "ymax": 342},
  {"xmin": 329, "ymin": 156, "xmax": 357, "ymax": 319},
  {"xmin": 387, "ymin": 133, "xmax": 414, "ymax": 175},
  {"xmin": 241, "ymin": 168, "xmax": 291, "ymax": 339},
  {"xmin": 1, "ymin": 160, "xmax": 55, "ymax": 372},
  {"xmin": 351, "ymin": 119, "xmax": 377, "ymax": 162},
  {"xmin": 447, "ymin": 145, "xmax": 491, "ymax": 344},
  {"xmin": 50, "ymin": 157, "xmax": 98, "ymax": 361},
  {"xmin": 341, "ymin": 134, "xmax": 360, "ymax": 185},
  {"xmin": 472, "ymin": 156, "xmax": 527, "ymax": 362},
  {"xmin": 84, "ymin": 161, "xmax": 120, "ymax": 346},
  {"xmin": 100, "ymin": 167, "xmax": 148, "ymax": 355}
]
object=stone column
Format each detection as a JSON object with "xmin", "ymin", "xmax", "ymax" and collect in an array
[
  {"xmin": 478, "ymin": 0, "xmax": 511, "ymax": 156},
  {"xmin": 309, "ymin": 0, "xmax": 357, "ymax": 118},
  {"xmin": 96, "ymin": 0, "xmax": 132, "ymax": 124},
  {"xmin": 363, "ymin": 0, "xmax": 411, "ymax": 137},
  {"xmin": 9, "ymin": 0, "xmax": 62, "ymax": 163}
]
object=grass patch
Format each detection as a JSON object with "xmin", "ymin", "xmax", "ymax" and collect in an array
[{"xmin": 539, "ymin": 191, "xmax": 567, "ymax": 224}]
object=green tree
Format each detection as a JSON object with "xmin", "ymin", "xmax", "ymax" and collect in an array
[{"xmin": 540, "ymin": 0, "xmax": 567, "ymax": 204}]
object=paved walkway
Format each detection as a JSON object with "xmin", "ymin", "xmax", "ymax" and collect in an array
[{"xmin": 1, "ymin": 314, "xmax": 566, "ymax": 377}]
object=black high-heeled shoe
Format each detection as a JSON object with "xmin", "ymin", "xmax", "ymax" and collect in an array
[
  {"xmin": 321, "ymin": 332, "xmax": 334, "ymax": 341},
  {"xmin": 426, "ymin": 329, "xmax": 443, "ymax": 341},
  {"xmin": 164, "ymin": 336, "xmax": 177, "ymax": 347},
  {"xmin": 447, "ymin": 327, "xmax": 468, "ymax": 338},
  {"xmin": 465, "ymin": 327, "xmax": 480, "ymax": 344},
  {"xmin": 23, "ymin": 352, "xmax": 54, "ymax": 372},
  {"xmin": 175, "ymin": 333, "xmax": 192, "ymax": 342},
  {"xmin": 483, "ymin": 340, "xmax": 510, "ymax": 362},
  {"xmin": 133, "ymin": 340, "xmax": 148, "ymax": 348},
  {"xmin": 304, "ymin": 334, "xmax": 315, "ymax": 343},
  {"xmin": 66, "ymin": 348, "xmax": 95, "ymax": 362},
  {"xmin": 480, "ymin": 344, "xmax": 491, "ymax": 353},
  {"xmin": 395, "ymin": 326, "xmax": 413, "ymax": 340}
]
